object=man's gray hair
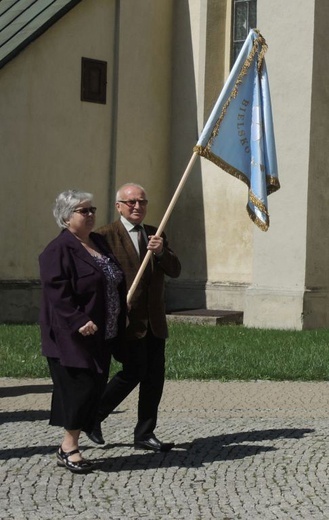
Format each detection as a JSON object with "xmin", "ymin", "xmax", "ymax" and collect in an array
[{"xmin": 116, "ymin": 183, "xmax": 147, "ymax": 201}]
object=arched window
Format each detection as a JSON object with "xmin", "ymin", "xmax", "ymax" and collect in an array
[{"xmin": 231, "ymin": 0, "xmax": 257, "ymax": 65}]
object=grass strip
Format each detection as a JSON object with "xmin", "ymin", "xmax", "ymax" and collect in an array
[{"xmin": 1, "ymin": 323, "xmax": 329, "ymax": 381}]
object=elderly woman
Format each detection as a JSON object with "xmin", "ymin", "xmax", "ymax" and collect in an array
[{"xmin": 39, "ymin": 189, "xmax": 126, "ymax": 474}]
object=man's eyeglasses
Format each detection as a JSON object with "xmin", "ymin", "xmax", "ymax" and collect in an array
[
  {"xmin": 73, "ymin": 206, "xmax": 97, "ymax": 215},
  {"xmin": 118, "ymin": 199, "xmax": 148, "ymax": 208}
]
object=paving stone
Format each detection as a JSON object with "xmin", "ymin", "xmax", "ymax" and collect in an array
[{"xmin": 1, "ymin": 378, "xmax": 329, "ymax": 519}]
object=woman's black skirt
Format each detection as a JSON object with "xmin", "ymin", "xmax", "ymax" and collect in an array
[{"xmin": 47, "ymin": 357, "xmax": 107, "ymax": 432}]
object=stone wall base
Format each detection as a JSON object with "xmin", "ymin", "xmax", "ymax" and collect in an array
[
  {"xmin": 0, "ymin": 279, "xmax": 249, "ymax": 323},
  {"xmin": 165, "ymin": 279, "xmax": 248, "ymax": 312},
  {"xmin": 7, "ymin": 280, "xmax": 324, "ymax": 330},
  {"xmin": 243, "ymin": 286, "xmax": 329, "ymax": 330},
  {"xmin": 0, "ymin": 281, "xmax": 41, "ymax": 323}
]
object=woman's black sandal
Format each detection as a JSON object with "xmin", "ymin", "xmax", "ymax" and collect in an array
[{"xmin": 57, "ymin": 447, "xmax": 93, "ymax": 473}]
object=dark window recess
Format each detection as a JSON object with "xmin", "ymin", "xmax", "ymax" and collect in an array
[
  {"xmin": 81, "ymin": 57, "xmax": 107, "ymax": 104},
  {"xmin": 231, "ymin": 0, "xmax": 257, "ymax": 66}
]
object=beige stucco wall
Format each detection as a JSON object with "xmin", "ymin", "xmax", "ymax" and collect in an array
[
  {"xmin": 244, "ymin": 0, "xmax": 329, "ymax": 329},
  {"xmin": 2, "ymin": 0, "xmax": 328, "ymax": 328},
  {"xmin": 167, "ymin": 0, "xmax": 253, "ymax": 311},
  {"xmin": 0, "ymin": 0, "xmax": 179, "ymax": 321},
  {"xmin": 0, "ymin": 0, "xmax": 117, "ymax": 281},
  {"xmin": 111, "ymin": 0, "xmax": 174, "ymax": 224},
  {"xmin": 200, "ymin": 0, "xmax": 253, "ymax": 289},
  {"xmin": 0, "ymin": 0, "xmax": 118, "ymax": 321}
]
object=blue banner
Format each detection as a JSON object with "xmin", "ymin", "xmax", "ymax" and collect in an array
[{"xmin": 194, "ymin": 29, "xmax": 280, "ymax": 231}]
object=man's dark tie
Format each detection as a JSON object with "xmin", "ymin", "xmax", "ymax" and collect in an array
[
  {"xmin": 135, "ymin": 225, "xmax": 152, "ymax": 279},
  {"xmin": 136, "ymin": 225, "xmax": 147, "ymax": 261}
]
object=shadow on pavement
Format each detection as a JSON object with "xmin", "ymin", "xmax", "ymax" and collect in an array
[
  {"xmin": 185, "ymin": 427, "xmax": 315, "ymax": 447},
  {"xmin": 91, "ymin": 427, "xmax": 315, "ymax": 472},
  {"xmin": 0, "ymin": 410, "xmax": 50, "ymax": 425},
  {"xmin": 0, "ymin": 428, "xmax": 315, "ymax": 471},
  {"xmin": 0, "ymin": 384, "xmax": 53, "ymax": 398},
  {"xmin": 0, "ymin": 409, "xmax": 124, "ymax": 425}
]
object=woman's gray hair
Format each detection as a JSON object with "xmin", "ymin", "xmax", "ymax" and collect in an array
[{"xmin": 53, "ymin": 189, "xmax": 93, "ymax": 229}]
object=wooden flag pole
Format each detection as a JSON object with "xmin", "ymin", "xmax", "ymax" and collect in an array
[{"xmin": 127, "ymin": 151, "xmax": 198, "ymax": 305}]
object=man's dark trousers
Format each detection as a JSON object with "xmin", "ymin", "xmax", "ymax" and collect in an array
[{"xmin": 97, "ymin": 327, "xmax": 165, "ymax": 441}]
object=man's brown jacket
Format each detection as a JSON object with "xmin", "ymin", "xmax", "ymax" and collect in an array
[{"xmin": 97, "ymin": 220, "xmax": 181, "ymax": 340}]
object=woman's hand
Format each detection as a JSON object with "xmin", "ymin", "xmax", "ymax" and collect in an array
[{"xmin": 78, "ymin": 321, "xmax": 98, "ymax": 336}]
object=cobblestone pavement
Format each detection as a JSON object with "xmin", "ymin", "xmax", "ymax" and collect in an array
[{"xmin": 1, "ymin": 378, "xmax": 329, "ymax": 520}]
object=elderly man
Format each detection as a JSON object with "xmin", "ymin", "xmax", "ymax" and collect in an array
[{"xmin": 87, "ymin": 183, "xmax": 181, "ymax": 452}]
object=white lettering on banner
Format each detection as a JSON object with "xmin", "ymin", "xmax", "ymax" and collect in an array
[{"xmin": 236, "ymin": 99, "xmax": 250, "ymax": 154}]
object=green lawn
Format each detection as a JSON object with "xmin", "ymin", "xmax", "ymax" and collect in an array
[{"xmin": 1, "ymin": 322, "xmax": 329, "ymax": 381}]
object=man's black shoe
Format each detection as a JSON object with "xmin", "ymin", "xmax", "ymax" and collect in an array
[
  {"xmin": 134, "ymin": 436, "xmax": 174, "ymax": 452},
  {"xmin": 86, "ymin": 423, "xmax": 105, "ymax": 445}
]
